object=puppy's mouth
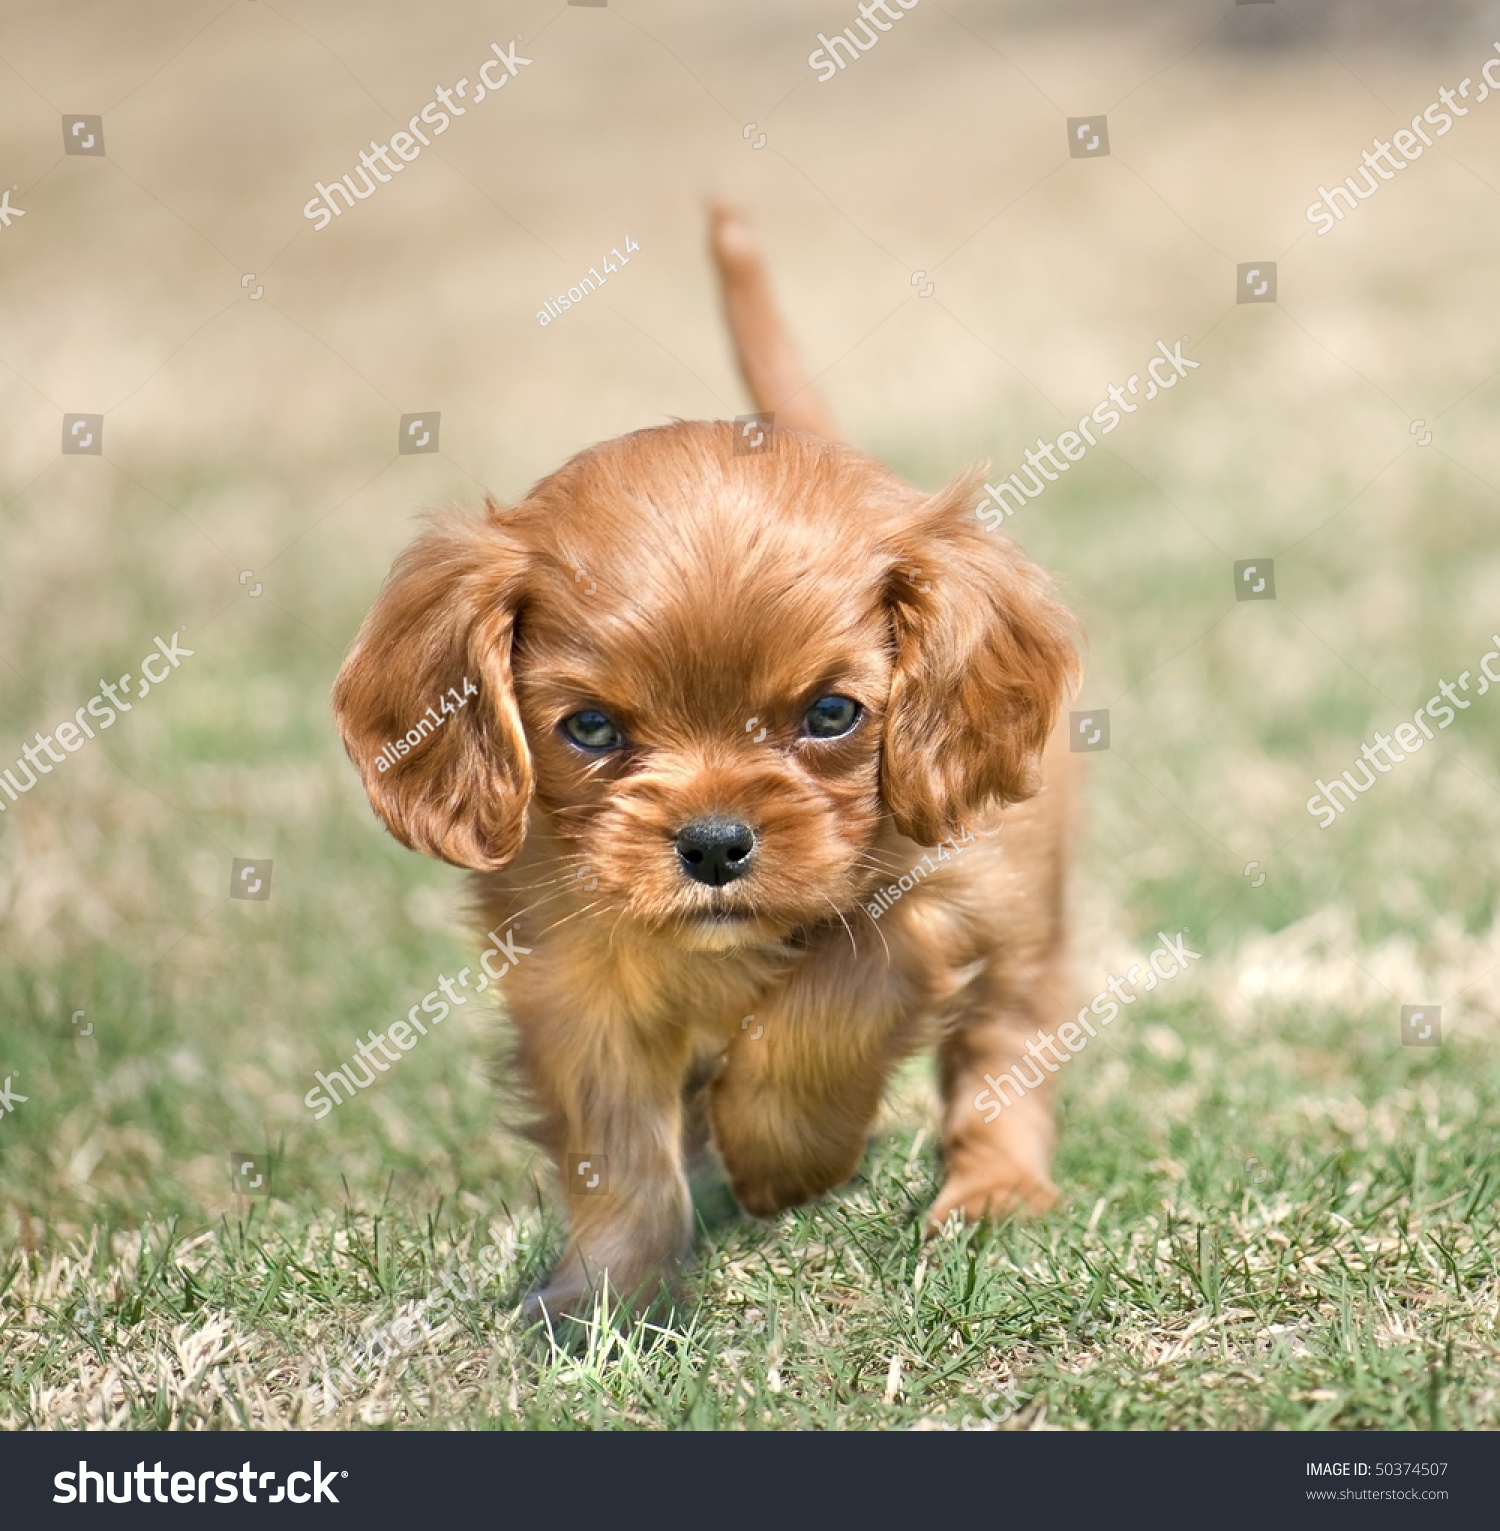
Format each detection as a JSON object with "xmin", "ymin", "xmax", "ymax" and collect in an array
[
  {"xmin": 684, "ymin": 905, "xmax": 760, "ymax": 936},
  {"xmin": 671, "ymin": 900, "xmax": 770, "ymax": 949}
]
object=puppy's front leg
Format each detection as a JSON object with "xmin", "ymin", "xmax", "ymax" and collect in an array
[
  {"xmin": 711, "ymin": 992, "xmax": 912, "ymax": 1218},
  {"xmin": 520, "ymin": 1021, "xmax": 696, "ymax": 1324}
]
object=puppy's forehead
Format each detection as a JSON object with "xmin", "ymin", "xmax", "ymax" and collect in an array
[{"xmin": 512, "ymin": 425, "xmax": 909, "ymax": 713}]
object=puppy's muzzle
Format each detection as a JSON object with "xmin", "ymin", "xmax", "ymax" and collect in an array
[{"xmin": 675, "ymin": 817, "xmax": 756, "ymax": 886}]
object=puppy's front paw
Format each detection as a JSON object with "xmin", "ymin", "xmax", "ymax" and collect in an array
[
  {"xmin": 724, "ymin": 1147, "xmax": 863, "ymax": 1219},
  {"xmin": 521, "ymin": 1279, "xmax": 594, "ymax": 1330},
  {"xmin": 927, "ymin": 1166, "xmax": 1057, "ymax": 1230},
  {"xmin": 713, "ymin": 1080, "xmax": 871, "ymax": 1218},
  {"xmin": 522, "ymin": 1248, "xmax": 682, "ymax": 1334},
  {"xmin": 727, "ymin": 1171, "xmax": 819, "ymax": 1220}
]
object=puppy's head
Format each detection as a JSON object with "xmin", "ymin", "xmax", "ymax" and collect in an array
[{"xmin": 333, "ymin": 422, "xmax": 1077, "ymax": 949}]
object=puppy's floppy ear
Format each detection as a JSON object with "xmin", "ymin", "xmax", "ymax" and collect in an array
[
  {"xmin": 881, "ymin": 470, "xmax": 1079, "ymax": 844},
  {"xmin": 332, "ymin": 506, "xmax": 533, "ymax": 872}
]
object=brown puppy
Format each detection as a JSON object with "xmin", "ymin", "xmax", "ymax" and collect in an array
[{"xmin": 332, "ymin": 209, "xmax": 1081, "ymax": 1321}]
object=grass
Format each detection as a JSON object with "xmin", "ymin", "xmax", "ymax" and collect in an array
[
  {"xmin": 3, "ymin": 1070, "xmax": 1497, "ymax": 1429},
  {"xmin": 3, "ymin": 424, "xmax": 1498, "ymax": 1430}
]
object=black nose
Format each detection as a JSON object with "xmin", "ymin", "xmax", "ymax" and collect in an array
[{"xmin": 675, "ymin": 817, "xmax": 756, "ymax": 886}]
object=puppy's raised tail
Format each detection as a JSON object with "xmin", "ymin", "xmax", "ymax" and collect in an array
[{"xmin": 710, "ymin": 205, "xmax": 840, "ymax": 442}]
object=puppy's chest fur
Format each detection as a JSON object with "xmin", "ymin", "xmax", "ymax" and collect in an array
[{"xmin": 473, "ymin": 821, "xmax": 1012, "ymax": 1056}]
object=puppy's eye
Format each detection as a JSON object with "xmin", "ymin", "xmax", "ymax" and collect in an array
[
  {"xmin": 802, "ymin": 695, "xmax": 861, "ymax": 739},
  {"xmin": 561, "ymin": 709, "xmax": 623, "ymax": 752}
]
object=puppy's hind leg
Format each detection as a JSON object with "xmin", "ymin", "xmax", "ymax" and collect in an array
[
  {"xmin": 928, "ymin": 966, "xmax": 1065, "ymax": 1229},
  {"xmin": 930, "ymin": 729, "xmax": 1077, "ymax": 1229}
]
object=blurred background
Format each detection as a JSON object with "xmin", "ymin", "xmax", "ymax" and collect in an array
[{"xmin": 2, "ymin": 0, "xmax": 1499, "ymax": 1428}]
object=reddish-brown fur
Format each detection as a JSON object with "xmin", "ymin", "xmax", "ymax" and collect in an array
[{"xmin": 332, "ymin": 210, "xmax": 1082, "ymax": 1320}]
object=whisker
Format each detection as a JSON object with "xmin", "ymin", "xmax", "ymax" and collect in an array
[
  {"xmin": 498, "ymin": 885, "xmax": 582, "ymax": 926},
  {"xmin": 605, "ymin": 905, "xmax": 630, "ymax": 956},
  {"xmin": 535, "ymin": 898, "xmax": 613, "ymax": 940},
  {"xmin": 483, "ymin": 869, "xmax": 584, "ymax": 896},
  {"xmin": 854, "ymin": 850, "xmax": 915, "ymax": 871},
  {"xmin": 855, "ymin": 902, "xmax": 893, "ymax": 968},
  {"xmin": 823, "ymin": 895, "xmax": 859, "ymax": 960},
  {"xmin": 852, "ymin": 862, "xmax": 909, "ymax": 883}
]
